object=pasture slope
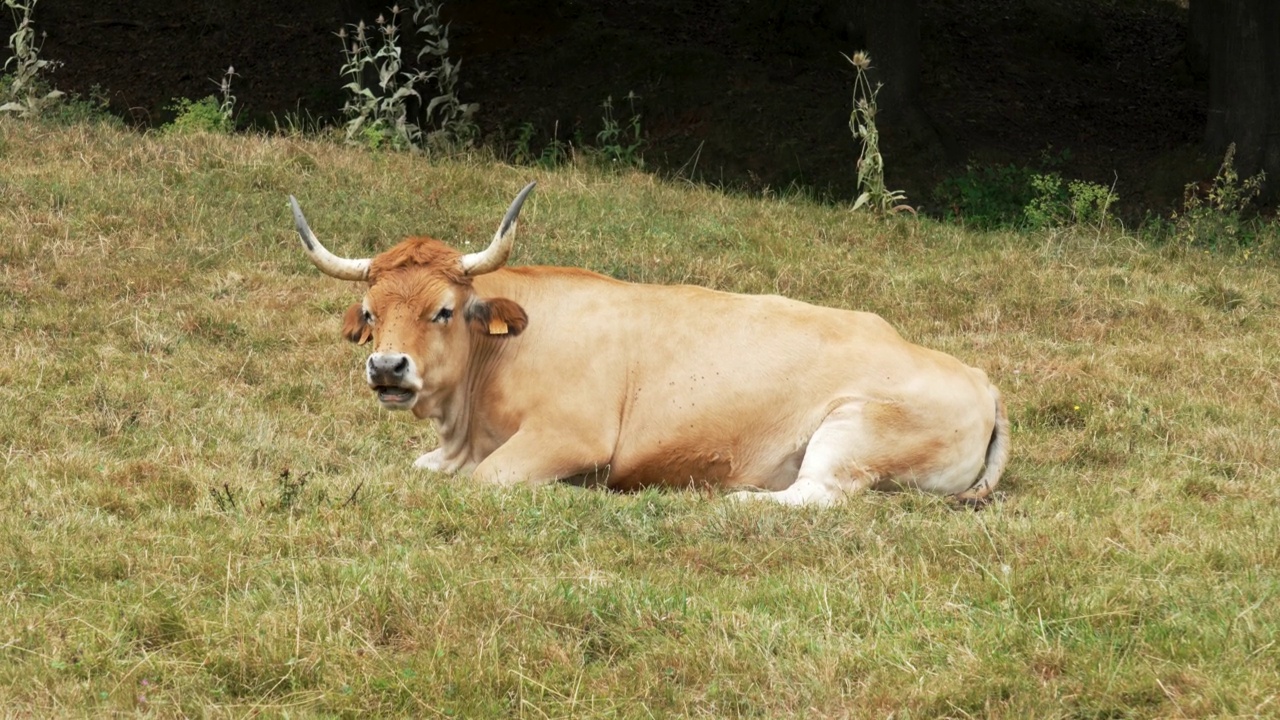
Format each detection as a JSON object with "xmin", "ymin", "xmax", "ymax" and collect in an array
[{"xmin": 1, "ymin": 118, "xmax": 1278, "ymax": 717}]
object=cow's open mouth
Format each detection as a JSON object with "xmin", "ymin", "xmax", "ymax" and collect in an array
[{"xmin": 374, "ymin": 386, "xmax": 416, "ymax": 405}]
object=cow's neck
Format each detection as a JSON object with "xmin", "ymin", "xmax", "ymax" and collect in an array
[{"xmin": 411, "ymin": 334, "xmax": 511, "ymax": 465}]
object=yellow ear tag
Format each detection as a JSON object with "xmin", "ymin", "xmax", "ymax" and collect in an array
[
  {"xmin": 358, "ymin": 326, "xmax": 373, "ymax": 345},
  {"xmin": 488, "ymin": 317, "xmax": 509, "ymax": 335}
]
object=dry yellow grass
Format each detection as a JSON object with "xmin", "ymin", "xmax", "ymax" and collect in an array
[{"xmin": 1, "ymin": 118, "xmax": 1278, "ymax": 716}]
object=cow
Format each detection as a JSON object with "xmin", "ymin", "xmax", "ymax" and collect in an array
[{"xmin": 288, "ymin": 182, "xmax": 1009, "ymax": 506}]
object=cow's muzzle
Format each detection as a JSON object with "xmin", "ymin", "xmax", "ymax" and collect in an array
[{"xmin": 366, "ymin": 353, "xmax": 420, "ymax": 409}]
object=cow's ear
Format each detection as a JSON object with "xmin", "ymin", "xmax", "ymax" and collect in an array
[
  {"xmin": 465, "ymin": 297, "xmax": 528, "ymax": 337},
  {"xmin": 341, "ymin": 303, "xmax": 373, "ymax": 345}
]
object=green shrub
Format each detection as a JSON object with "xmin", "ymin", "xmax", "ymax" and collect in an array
[
  {"xmin": 510, "ymin": 94, "xmax": 644, "ymax": 171},
  {"xmin": 47, "ymin": 84, "xmax": 122, "ymax": 127},
  {"xmin": 934, "ymin": 149, "xmax": 1115, "ymax": 230},
  {"xmin": 163, "ymin": 66, "xmax": 236, "ymax": 134},
  {"xmin": 1065, "ymin": 178, "xmax": 1118, "ymax": 227},
  {"xmin": 1022, "ymin": 172, "xmax": 1068, "ymax": 229},
  {"xmin": 1024, "ymin": 173, "xmax": 1117, "ymax": 229},
  {"xmin": 933, "ymin": 163, "xmax": 1038, "ymax": 229},
  {"xmin": 511, "ymin": 120, "xmax": 570, "ymax": 168},
  {"xmin": 1172, "ymin": 143, "xmax": 1267, "ymax": 249},
  {"xmin": 164, "ymin": 96, "xmax": 234, "ymax": 134}
]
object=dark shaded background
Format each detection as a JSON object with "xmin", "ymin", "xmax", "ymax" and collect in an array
[{"xmin": 27, "ymin": 0, "xmax": 1208, "ymax": 216}]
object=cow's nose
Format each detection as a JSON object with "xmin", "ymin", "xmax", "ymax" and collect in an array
[{"xmin": 367, "ymin": 353, "xmax": 410, "ymax": 383}]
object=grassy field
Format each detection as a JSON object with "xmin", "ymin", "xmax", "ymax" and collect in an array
[{"xmin": 1, "ymin": 118, "xmax": 1278, "ymax": 717}]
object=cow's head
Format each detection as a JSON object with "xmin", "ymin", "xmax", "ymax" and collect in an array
[{"xmin": 289, "ymin": 182, "xmax": 535, "ymax": 412}]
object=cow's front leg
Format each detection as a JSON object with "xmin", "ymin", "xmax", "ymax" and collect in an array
[
  {"xmin": 470, "ymin": 430, "xmax": 608, "ymax": 488},
  {"xmin": 412, "ymin": 446, "xmax": 474, "ymax": 474},
  {"xmin": 413, "ymin": 448, "xmax": 449, "ymax": 471}
]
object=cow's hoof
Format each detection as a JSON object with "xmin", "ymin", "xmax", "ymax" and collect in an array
[
  {"xmin": 413, "ymin": 449, "xmax": 447, "ymax": 471},
  {"xmin": 950, "ymin": 494, "xmax": 992, "ymax": 510}
]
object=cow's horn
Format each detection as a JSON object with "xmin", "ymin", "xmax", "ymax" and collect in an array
[
  {"xmin": 460, "ymin": 181, "xmax": 537, "ymax": 276},
  {"xmin": 289, "ymin": 196, "xmax": 370, "ymax": 281}
]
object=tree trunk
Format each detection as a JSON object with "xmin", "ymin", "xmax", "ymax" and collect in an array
[
  {"xmin": 1186, "ymin": 0, "xmax": 1216, "ymax": 79},
  {"xmin": 1199, "ymin": 0, "xmax": 1279, "ymax": 204}
]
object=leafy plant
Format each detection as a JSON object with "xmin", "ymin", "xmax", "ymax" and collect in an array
[
  {"xmin": 594, "ymin": 92, "xmax": 644, "ymax": 168},
  {"xmin": 12, "ymin": 81, "xmax": 120, "ymax": 127},
  {"xmin": 843, "ymin": 51, "xmax": 912, "ymax": 214},
  {"xmin": 933, "ymin": 163, "xmax": 1037, "ymax": 229},
  {"xmin": 52, "ymin": 83, "xmax": 120, "ymax": 125},
  {"xmin": 339, "ymin": 8, "xmax": 422, "ymax": 150},
  {"xmin": 512, "ymin": 121, "xmax": 537, "ymax": 164},
  {"xmin": 338, "ymin": 2, "xmax": 476, "ymax": 152},
  {"xmin": 1022, "ymin": 172, "xmax": 1067, "ymax": 229},
  {"xmin": 165, "ymin": 97, "xmax": 229, "ymax": 134},
  {"xmin": 512, "ymin": 120, "xmax": 570, "ymax": 168},
  {"xmin": 1067, "ymin": 179, "xmax": 1118, "ymax": 227},
  {"xmin": 1, "ymin": 0, "xmax": 63, "ymax": 118},
  {"xmin": 934, "ymin": 148, "xmax": 1115, "ymax": 230},
  {"xmin": 1173, "ymin": 143, "xmax": 1267, "ymax": 249},
  {"xmin": 163, "ymin": 67, "xmax": 237, "ymax": 134},
  {"xmin": 412, "ymin": 0, "xmax": 477, "ymax": 149},
  {"xmin": 273, "ymin": 468, "xmax": 310, "ymax": 512},
  {"xmin": 1024, "ymin": 173, "xmax": 1117, "ymax": 229}
]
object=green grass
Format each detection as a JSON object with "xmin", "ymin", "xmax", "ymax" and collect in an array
[{"xmin": 2, "ymin": 118, "xmax": 1278, "ymax": 717}]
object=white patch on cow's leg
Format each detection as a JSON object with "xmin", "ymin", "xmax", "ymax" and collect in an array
[
  {"xmin": 727, "ymin": 402, "xmax": 875, "ymax": 507},
  {"xmin": 413, "ymin": 448, "xmax": 450, "ymax": 472},
  {"xmin": 727, "ymin": 485, "xmax": 841, "ymax": 506},
  {"xmin": 727, "ymin": 476, "xmax": 857, "ymax": 506}
]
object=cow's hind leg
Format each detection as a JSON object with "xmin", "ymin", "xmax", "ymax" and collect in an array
[{"xmin": 730, "ymin": 403, "xmax": 877, "ymax": 507}]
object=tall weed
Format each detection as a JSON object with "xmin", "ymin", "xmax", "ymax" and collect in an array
[
  {"xmin": 412, "ymin": 0, "xmax": 477, "ymax": 149},
  {"xmin": 843, "ymin": 51, "xmax": 912, "ymax": 214},
  {"xmin": 0, "ymin": 0, "xmax": 63, "ymax": 118},
  {"xmin": 338, "ymin": 2, "xmax": 475, "ymax": 152},
  {"xmin": 593, "ymin": 92, "xmax": 644, "ymax": 168}
]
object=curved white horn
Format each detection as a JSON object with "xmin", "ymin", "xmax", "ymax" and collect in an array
[
  {"xmin": 460, "ymin": 181, "xmax": 537, "ymax": 276},
  {"xmin": 289, "ymin": 196, "xmax": 371, "ymax": 281}
]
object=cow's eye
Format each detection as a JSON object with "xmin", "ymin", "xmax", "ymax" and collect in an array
[
  {"xmin": 362, "ymin": 309, "xmax": 375, "ymax": 326},
  {"xmin": 433, "ymin": 307, "xmax": 453, "ymax": 323}
]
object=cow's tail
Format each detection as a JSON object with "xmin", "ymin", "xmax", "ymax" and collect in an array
[{"xmin": 954, "ymin": 384, "xmax": 1009, "ymax": 505}]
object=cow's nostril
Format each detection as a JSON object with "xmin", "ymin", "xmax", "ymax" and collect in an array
[{"xmin": 369, "ymin": 354, "xmax": 411, "ymax": 379}]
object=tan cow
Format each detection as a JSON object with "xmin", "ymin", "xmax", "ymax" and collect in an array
[{"xmin": 289, "ymin": 182, "xmax": 1009, "ymax": 506}]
